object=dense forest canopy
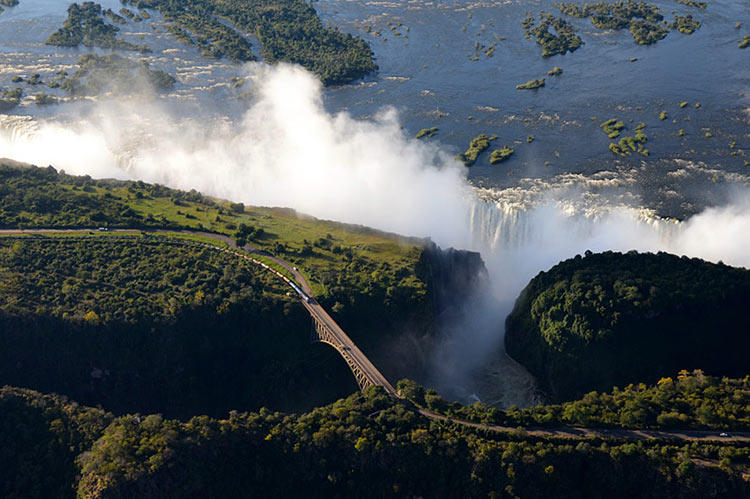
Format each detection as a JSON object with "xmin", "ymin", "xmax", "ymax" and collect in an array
[
  {"xmin": 0, "ymin": 162, "xmax": 430, "ymax": 310},
  {"xmin": 0, "ymin": 162, "xmax": 467, "ymax": 416},
  {"xmin": 399, "ymin": 371, "xmax": 750, "ymax": 431},
  {"xmin": 505, "ymin": 250, "xmax": 750, "ymax": 401},
  {"xmin": 6, "ymin": 166, "xmax": 750, "ymax": 497},
  {"xmin": 0, "ymin": 236, "xmax": 361, "ymax": 416},
  {"xmin": 0, "ymin": 237, "xmax": 285, "ymax": 323},
  {"xmin": 3, "ymin": 385, "xmax": 750, "ymax": 499}
]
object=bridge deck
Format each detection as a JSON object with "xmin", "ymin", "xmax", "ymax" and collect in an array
[{"xmin": 303, "ymin": 300, "xmax": 397, "ymax": 396}]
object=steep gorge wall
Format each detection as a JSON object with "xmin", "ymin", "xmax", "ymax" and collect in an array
[{"xmin": 337, "ymin": 242, "xmax": 489, "ymax": 385}]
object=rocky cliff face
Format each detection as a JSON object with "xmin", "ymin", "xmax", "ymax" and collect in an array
[
  {"xmin": 363, "ymin": 242, "xmax": 490, "ymax": 385},
  {"xmin": 420, "ymin": 242, "xmax": 489, "ymax": 322}
]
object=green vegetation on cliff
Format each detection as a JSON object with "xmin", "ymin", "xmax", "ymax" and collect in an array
[
  {"xmin": 519, "ymin": 370, "xmax": 750, "ymax": 430},
  {"xmin": 505, "ymin": 250, "xmax": 750, "ymax": 401},
  {"xmin": 0, "ymin": 235, "xmax": 345, "ymax": 416},
  {"xmin": 0, "ymin": 236, "xmax": 286, "ymax": 323},
  {"xmin": 46, "ymin": 2, "xmax": 150, "ymax": 52},
  {"xmin": 0, "ymin": 161, "xmax": 451, "ymax": 415},
  {"xmin": 0, "ymin": 163, "xmax": 428, "ymax": 302},
  {"xmin": 0, "ymin": 387, "xmax": 112, "ymax": 499},
  {"xmin": 4, "ymin": 385, "xmax": 750, "ymax": 499},
  {"xmin": 124, "ymin": 0, "xmax": 377, "ymax": 84},
  {"xmin": 400, "ymin": 371, "xmax": 750, "ymax": 431}
]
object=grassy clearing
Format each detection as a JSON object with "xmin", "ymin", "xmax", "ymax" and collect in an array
[{"xmin": 0, "ymin": 164, "xmax": 428, "ymax": 302}]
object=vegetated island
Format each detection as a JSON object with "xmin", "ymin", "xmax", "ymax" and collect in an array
[
  {"xmin": 609, "ymin": 122, "xmax": 649, "ymax": 157},
  {"xmin": 670, "ymin": 14, "xmax": 701, "ymax": 34},
  {"xmin": 628, "ymin": 19, "xmax": 669, "ymax": 44},
  {"xmin": 600, "ymin": 118, "xmax": 626, "ymax": 138},
  {"xmin": 33, "ymin": 92, "xmax": 58, "ymax": 105},
  {"xmin": 489, "ymin": 145, "xmax": 515, "ymax": 164},
  {"xmin": 740, "ymin": 34, "xmax": 750, "ymax": 49},
  {"xmin": 522, "ymin": 12, "xmax": 583, "ymax": 56},
  {"xmin": 675, "ymin": 0, "xmax": 707, "ymax": 9},
  {"xmin": 59, "ymin": 53, "xmax": 175, "ymax": 95},
  {"xmin": 547, "ymin": 66, "xmax": 563, "ymax": 76},
  {"xmin": 505, "ymin": 250, "xmax": 750, "ymax": 402},
  {"xmin": 469, "ymin": 40, "xmax": 497, "ymax": 60},
  {"xmin": 134, "ymin": 0, "xmax": 255, "ymax": 61},
  {"xmin": 415, "ymin": 126, "xmax": 439, "ymax": 139},
  {"xmin": 0, "ymin": 0, "xmax": 19, "ymax": 14},
  {"xmin": 554, "ymin": 1, "xmax": 698, "ymax": 44},
  {"xmin": 456, "ymin": 133, "xmax": 495, "ymax": 165},
  {"xmin": 46, "ymin": 2, "xmax": 151, "ymax": 52},
  {"xmin": 516, "ymin": 78, "xmax": 545, "ymax": 90},
  {"xmin": 123, "ymin": 0, "xmax": 377, "ymax": 85},
  {"xmin": 0, "ymin": 87, "xmax": 22, "ymax": 111}
]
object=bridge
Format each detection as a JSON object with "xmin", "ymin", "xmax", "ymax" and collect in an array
[
  {"xmin": 0, "ymin": 228, "xmax": 398, "ymax": 398},
  {"xmin": 5, "ymin": 229, "xmax": 750, "ymax": 442},
  {"xmin": 302, "ymin": 299, "xmax": 397, "ymax": 396},
  {"xmin": 219, "ymin": 233, "xmax": 397, "ymax": 396}
]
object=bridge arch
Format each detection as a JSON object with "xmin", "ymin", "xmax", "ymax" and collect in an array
[{"xmin": 310, "ymin": 317, "xmax": 376, "ymax": 392}]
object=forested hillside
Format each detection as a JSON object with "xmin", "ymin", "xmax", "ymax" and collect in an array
[
  {"xmin": 0, "ymin": 236, "xmax": 359, "ymax": 416},
  {"xmin": 0, "ymin": 161, "xmax": 486, "ymax": 415},
  {"xmin": 3, "ymin": 385, "xmax": 749, "ymax": 499},
  {"xmin": 505, "ymin": 250, "xmax": 750, "ymax": 401},
  {"xmin": 399, "ymin": 371, "xmax": 750, "ymax": 431}
]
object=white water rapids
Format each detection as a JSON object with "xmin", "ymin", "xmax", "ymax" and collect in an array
[{"xmin": 2, "ymin": 64, "xmax": 750, "ymax": 407}]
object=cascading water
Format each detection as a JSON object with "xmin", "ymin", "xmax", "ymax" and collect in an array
[
  {"xmin": 440, "ymin": 191, "xmax": 689, "ymax": 408},
  {"xmin": 0, "ymin": 115, "xmax": 37, "ymax": 143},
  {"xmin": 1, "ymin": 67, "xmax": 749, "ymax": 409}
]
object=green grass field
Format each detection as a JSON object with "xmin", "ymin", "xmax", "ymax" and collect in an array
[{"xmin": 1, "ymin": 164, "xmax": 429, "ymax": 302}]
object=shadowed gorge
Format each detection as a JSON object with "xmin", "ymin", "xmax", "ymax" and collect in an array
[
  {"xmin": 2, "ymin": 0, "xmax": 750, "ymax": 494},
  {"xmin": 0, "ymin": 161, "xmax": 487, "ymax": 416}
]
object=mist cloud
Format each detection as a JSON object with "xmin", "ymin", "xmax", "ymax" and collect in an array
[{"xmin": 2, "ymin": 62, "xmax": 750, "ymax": 406}]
